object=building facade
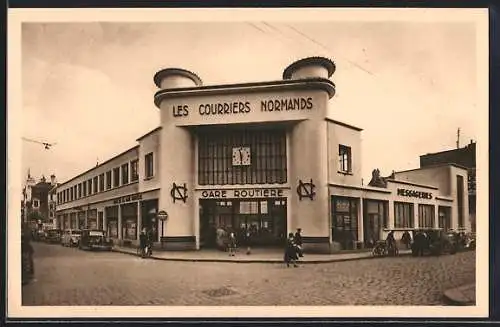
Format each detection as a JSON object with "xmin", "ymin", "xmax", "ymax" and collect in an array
[
  {"xmin": 22, "ymin": 172, "xmax": 57, "ymax": 228},
  {"xmin": 55, "ymin": 56, "xmax": 471, "ymax": 253},
  {"xmin": 420, "ymin": 141, "xmax": 476, "ymax": 232}
]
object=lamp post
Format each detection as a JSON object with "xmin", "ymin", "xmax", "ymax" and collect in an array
[{"xmin": 157, "ymin": 210, "xmax": 168, "ymax": 249}]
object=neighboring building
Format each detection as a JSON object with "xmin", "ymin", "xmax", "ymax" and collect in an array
[
  {"xmin": 48, "ymin": 176, "xmax": 59, "ymax": 229},
  {"xmin": 22, "ymin": 172, "xmax": 57, "ymax": 228},
  {"xmin": 419, "ymin": 141, "xmax": 476, "ymax": 232},
  {"xmin": 55, "ymin": 56, "xmax": 471, "ymax": 253}
]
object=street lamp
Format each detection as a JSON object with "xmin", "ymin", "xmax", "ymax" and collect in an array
[{"xmin": 157, "ymin": 210, "xmax": 168, "ymax": 249}]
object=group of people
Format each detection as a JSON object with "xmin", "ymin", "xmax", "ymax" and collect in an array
[{"xmin": 284, "ymin": 228, "xmax": 303, "ymax": 267}]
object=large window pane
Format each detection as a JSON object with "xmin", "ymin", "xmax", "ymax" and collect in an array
[{"xmin": 197, "ymin": 129, "xmax": 287, "ymax": 185}]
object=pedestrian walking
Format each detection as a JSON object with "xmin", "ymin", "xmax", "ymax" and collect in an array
[
  {"xmin": 284, "ymin": 232, "xmax": 299, "ymax": 267},
  {"xmin": 414, "ymin": 231, "xmax": 426, "ymax": 256},
  {"xmin": 294, "ymin": 228, "xmax": 303, "ymax": 258},
  {"xmin": 401, "ymin": 230, "xmax": 412, "ymax": 249},
  {"xmin": 228, "ymin": 231, "xmax": 237, "ymax": 256},
  {"xmin": 139, "ymin": 228, "xmax": 147, "ymax": 258},
  {"xmin": 386, "ymin": 230, "xmax": 397, "ymax": 256}
]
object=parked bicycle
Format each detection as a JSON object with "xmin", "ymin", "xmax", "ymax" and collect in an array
[
  {"xmin": 371, "ymin": 240, "xmax": 399, "ymax": 257},
  {"xmin": 137, "ymin": 243, "xmax": 152, "ymax": 258}
]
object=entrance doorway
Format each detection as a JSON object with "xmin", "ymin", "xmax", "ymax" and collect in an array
[
  {"xmin": 199, "ymin": 198, "xmax": 287, "ymax": 248},
  {"xmin": 363, "ymin": 200, "xmax": 388, "ymax": 248}
]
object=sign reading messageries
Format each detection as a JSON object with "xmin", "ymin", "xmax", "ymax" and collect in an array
[
  {"xmin": 397, "ymin": 188, "xmax": 433, "ymax": 200},
  {"xmin": 172, "ymin": 97, "xmax": 314, "ymax": 118}
]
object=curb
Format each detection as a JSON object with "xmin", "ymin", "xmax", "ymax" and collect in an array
[
  {"xmin": 111, "ymin": 248, "xmax": 412, "ymax": 264},
  {"xmin": 442, "ymin": 286, "xmax": 476, "ymax": 306}
]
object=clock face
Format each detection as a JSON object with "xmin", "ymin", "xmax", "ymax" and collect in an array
[{"xmin": 232, "ymin": 147, "xmax": 251, "ymax": 166}]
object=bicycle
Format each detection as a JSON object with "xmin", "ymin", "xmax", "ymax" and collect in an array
[
  {"xmin": 372, "ymin": 241, "xmax": 399, "ymax": 257},
  {"xmin": 137, "ymin": 243, "xmax": 152, "ymax": 258},
  {"xmin": 371, "ymin": 241, "xmax": 388, "ymax": 257}
]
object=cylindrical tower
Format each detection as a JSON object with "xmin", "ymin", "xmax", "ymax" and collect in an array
[
  {"xmin": 284, "ymin": 56, "xmax": 336, "ymax": 253},
  {"xmin": 153, "ymin": 67, "xmax": 202, "ymax": 250}
]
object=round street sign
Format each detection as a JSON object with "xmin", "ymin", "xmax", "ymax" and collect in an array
[{"xmin": 157, "ymin": 210, "xmax": 168, "ymax": 221}]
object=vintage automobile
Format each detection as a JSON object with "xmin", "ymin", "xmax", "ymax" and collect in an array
[
  {"xmin": 44, "ymin": 229, "xmax": 62, "ymax": 244},
  {"xmin": 411, "ymin": 228, "xmax": 458, "ymax": 256},
  {"xmin": 61, "ymin": 229, "xmax": 82, "ymax": 247},
  {"xmin": 78, "ymin": 229, "xmax": 113, "ymax": 251}
]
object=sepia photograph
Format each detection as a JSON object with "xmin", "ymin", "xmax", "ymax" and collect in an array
[{"xmin": 7, "ymin": 8, "xmax": 489, "ymax": 318}]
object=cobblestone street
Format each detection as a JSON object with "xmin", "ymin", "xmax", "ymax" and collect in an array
[{"xmin": 22, "ymin": 242, "xmax": 476, "ymax": 306}]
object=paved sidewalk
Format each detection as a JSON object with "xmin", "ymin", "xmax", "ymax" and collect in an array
[
  {"xmin": 443, "ymin": 283, "xmax": 476, "ymax": 306},
  {"xmin": 112, "ymin": 246, "xmax": 412, "ymax": 263}
]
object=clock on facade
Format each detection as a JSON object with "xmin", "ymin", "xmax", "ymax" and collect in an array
[{"xmin": 232, "ymin": 147, "xmax": 252, "ymax": 166}]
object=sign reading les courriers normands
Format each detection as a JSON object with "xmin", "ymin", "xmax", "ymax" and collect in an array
[{"xmin": 172, "ymin": 97, "xmax": 314, "ymax": 117}]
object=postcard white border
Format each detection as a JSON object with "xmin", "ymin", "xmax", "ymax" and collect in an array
[{"xmin": 7, "ymin": 8, "xmax": 490, "ymax": 319}]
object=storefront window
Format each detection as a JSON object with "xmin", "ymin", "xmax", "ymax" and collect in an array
[
  {"xmin": 438, "ymin": 206, "xmax": 452, "ymax": 231},
  {"xmin": 88, "ymin": 209, "xmax": 98, "ymax": 229},
  {"xmin": 77, "ymin": 211, "xmax": 86, "ymax": 229},
  {"xmin": 363, "ymin": 200, "xmax": 388, "ymax": 247},
  {"xmin": 199, "ymin": 198, "xmax": 287, "ymax": 247},
  {"xmin": 394, "ymin": 202, "xmax": 414, "ymax": 228},
  {"xmin": 122, "ymin": 203, "xmax": 138, "ymax": 240},
  {"xmin": 198, "ymin": 129, "xmax": 287, "ymax": 185},
  {"xmin": 141, "ymin": 199, "xmax": 158, "ymax": 241},
  {"xmin": 64, "ymin": 214, "xmax": 70, "ymax": 229},
  {"xmin": 71, "ymin": 213, "xmax": 78, "ymax": 229},
  {"xmin": 418, "ymin": 204, "xmax": 435, "ymax": 228},
  {"xmin": 106, "ymin": 206, "xmax": 119, "ymax": 238},
  {"xmin": 332, "ymin": 197, "xmax": 358, "ymax": 249}
]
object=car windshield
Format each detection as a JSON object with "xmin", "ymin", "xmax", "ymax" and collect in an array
[{"xmin": 71, "ymin": 231, "xmax": 81, "ymax": 235}]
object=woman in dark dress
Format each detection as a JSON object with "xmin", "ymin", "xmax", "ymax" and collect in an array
[{"xmin": 284, "ymin": 232, "xmax": 298, "ymax": 267}]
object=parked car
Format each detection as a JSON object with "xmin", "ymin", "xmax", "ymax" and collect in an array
[
  {"xmin": 61, "ymin": 229, "xmax": 82, "ymax": 247},
  {"xmin": 45, "ymin": 229, "xmax": 62, "ymax": 244},
  {"xmin": 411, "ymin": 228, "xmax": 458, "ymax": 256},
  {"xmin": 78, "ymin": 229, "xmax": 113, "ymax": 251}
]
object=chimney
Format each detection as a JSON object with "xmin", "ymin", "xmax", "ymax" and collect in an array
[{"xmin": 50, "ymin": 174, "xmax": 56, "ymax": 185}]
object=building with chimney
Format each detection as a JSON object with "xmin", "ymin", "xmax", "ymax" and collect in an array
[
  {"xmin": 419, "ymin": 141, "xmax": 476, "ymax": 232},
  {"xmin": 54, "ymin": 57, "xmax": 471, "ymax": 253},
  {"xmin": 22, "ymin": 171, "xmax": 58, "ymax": 229}
]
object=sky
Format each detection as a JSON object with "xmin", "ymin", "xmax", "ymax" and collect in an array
[{"xmin": 20, "ymin": 16, "xmax": 480, "ymax": 185}]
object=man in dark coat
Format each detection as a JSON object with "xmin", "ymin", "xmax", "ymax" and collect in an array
[
  {"xmin": 294, "ymin": 228, "xmax": 303, "ymax": 257},
  {"xmin": 413, "ymin": 231, "xmax": 426, "ymax": 256},
  {"xmin": 139, "ymin": 228, "xmax": 147, "ymax": 257},
  {"xmin": 284, "ymin": 233, "xmax": 299, "ymax": 267},
  {"xmin": 401, "ymin": 230, "xmax": 412, "ymax": 249}
]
